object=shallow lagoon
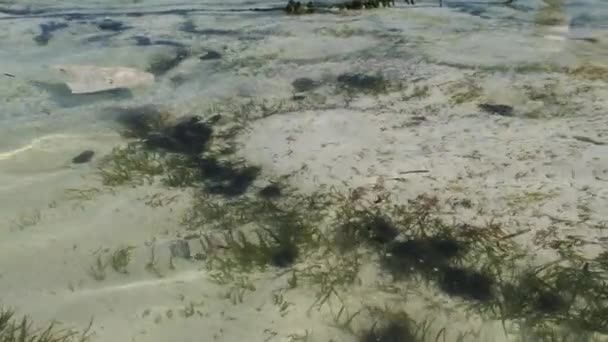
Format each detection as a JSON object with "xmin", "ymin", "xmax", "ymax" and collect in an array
[{"xmin": 1, "ymin": 0, "xmax": 608, "ymax": 341}]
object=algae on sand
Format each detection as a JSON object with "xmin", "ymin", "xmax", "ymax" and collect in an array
[{"xmin": 0, "ymin": 308, "xmax": 92, "ymax": 342}]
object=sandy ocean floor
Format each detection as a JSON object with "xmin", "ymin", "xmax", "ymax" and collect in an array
[{"xmin": 1, "ymin": 0, "xmax": 608, "ymax": 341}]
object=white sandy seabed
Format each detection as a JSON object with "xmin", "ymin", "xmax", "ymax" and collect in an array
[{"xmin": 1, "ymin": 0, "xmax": 608, "ymax": 341}]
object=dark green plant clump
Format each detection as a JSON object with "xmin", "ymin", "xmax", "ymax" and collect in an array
[
  {"xmin": 258, "ymin": 184, "xmax": 282, "ymax": 199},
  {"xmin": 360, "ymin": 319, "xmax": 417, "ymax": 342},
  {"xmin": 285, "ymin": 0, "xmax": 397, "ymax": 15},
  {"xmin": 382, "ymin": 237, "xmax": 467, "ymax": 276},
  {"xmin": 0, "ymin": 308, "xmax": 91, "ymax": 342},
  {"xmin": 490, "ymin": 259, "xmax": 608, "ymax": 338},
  {"xmin": 337, "ymin": 73, "xmax": 390, "ymax": 95},
  {"xmin": 146, "ymin": 47, "xmax": 190, "ymax": 76},
  {"xmin": 99, "ymin": 105, "xmax": 260, "ymax": 196},
  {"xmin": 336, "ymin": 208, "xmax": 400, "ymax": 250},
  {"xmin": 94, "ymin": 102, "xmax": 608, "ymax": 340},
  {"xmin": 285, "ymin": 0, "xmax": 315, "ymax": 14},
  {"xmin": 437, "ymin": 266, "xmax": 493, "ymax": 302}
]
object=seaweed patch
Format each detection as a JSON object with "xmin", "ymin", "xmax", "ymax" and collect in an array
[
  {"xmin": 34, "ymin": 21, "xmax": 69, "ymax": 45},
  {"xmin": 147, "ymin": 47, "xmax": 190, "ymax": 76}
]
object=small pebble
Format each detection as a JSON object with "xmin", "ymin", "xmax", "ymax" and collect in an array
[{"xmin": 72, "ymin": 150, "xmax": 95, "ymax": 164}]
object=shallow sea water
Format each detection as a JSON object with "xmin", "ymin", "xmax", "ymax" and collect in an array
[{"xmin": 1, "ymin": 0, "xmax": 608, "ymax": 341}]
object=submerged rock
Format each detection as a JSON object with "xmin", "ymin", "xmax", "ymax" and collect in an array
[
  {"xmin": 337, "ymin": 73, "xmax": 387, "ymax": 92},
  {"xmin": 169, "ymin": 240, "xmax": 192, "ymax": 259},
  {"xmin": 144, "ymin": 116, "xmax": 213, "ymax": 155},
  {"xmin": 97, "ymin": 19, "xmax": 129, "ymax": 31},
  {"xmin": 292, "ymin": 77, "xmax": 317, "ymax": 92},
  {"xmin": 147, "ymin": 47, "xmax": 190, "ymax": 76},
  {"xmin": 199, "ymin": 50, "xmax": 222, "ymax": 60},
  {"xmin": 110, "ymin": 105, "xmax": 168, "ymax": 138},
  {"xmin": 133, "ymin": 36, "xmax": 152, "ymax": 46},
  {"xmin": 478, "ymin": 103, "xmax": 514, "ymax": 116},
  {"xmin": 206, "ymin": 165, "xmax": 261, "ymax": 197},
  {"xmin": 285, "ymin": 1, "xmax": 315, "ymax": 15},
  {"xmin": 258, "ymin": 184, "xmax": 282, "ymax": 199},
  {"xmin": 72, "ymin": 150, "xmax": 95, "ymax": 164},
  {"xmin": 34, "ymin": 21, "xmax": 69, "ymax": 45},
  {"xmin": 365, "ymin": 215, "xmax": 399, "ymax": 245},
  {"xmin": 437, "ymin": 266, "xmax": 493, "ymax": 301},
  {"xmin": 360, "ymin": 319, "xmax": 416, "ymax": 342},
  {"xmin": 382, "ymin": 236, "xmax": 466, "ymax": 277},
  {"xmin": 270, "ymin": 243, "xmax": 298, "ymax": 267}
]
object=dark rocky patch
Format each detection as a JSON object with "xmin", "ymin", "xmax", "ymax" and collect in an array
[
  {"xmin": 84, "ymin": 32, "xmax": 120, "ymax": 43},
  {"xmin": 206, "ymin": 165, "xmax": 261, "ymax": 197},
  {"xmin": 337, "ymin": 73, "xmax": 387, "ymax": 93},
  {"xmin": 270, "ymin": 243, "xmax": 298, "ymax": 267},
  {"xmin": 179, "ymin": 21, "xmax": 235, "ymax": 35},
  {"xmin": 0, "ymin": 6, "xmax": 45, "ymax": 16},
  {"xmin": 72, "ymin": 150, "xmax": 95, "ymax": 164},
  {"xmin": 166, "ymin": 157, "xmax": 260, "ymax": 196},
  {"xmin": 285, "ymin": 1, "xmax": 315, "ymax": 14},
  {"xmin": 382, "ymin": 237, "xmax": 466, "ymax": 276},
  {"xmin": 258, "ymin": 184, "xmax": 282, "ymax": 199},
  {"xmin": 108, "ymin": 106, "xmax": 259, "ymax": 196},
  {"xmin": 34, "ymin": 21, "xmax": 69, "ymax": 45},
  {"xmin": 478, "ymin": 103, "xmax": 514, "ymax": 116},
  {"xmin": 365, "ymin": 215, "xmax": 399, "ymax": 244},
  {"xmin": 292, "ymin": 77, "xmax": 317, "ymax": 92},
  {"xmin": 337, "ymin": 212, "xmax": 400, "ymax": 251},
  {"xmin": 109, "ymin": 105, "xmax": 168, "ymax": 139},
  {"xmin": 535, "ymin": 291, "xmax": 567, "ymax": 313},
  {"xmin": 144, "ymin": 116, "xmax": 213, "ymax": 155},
  {"xmin": 437, "ymin": 266, "xmax": 493, "ymax": 301},
  {"xmin": 200, "ymin": 50, "xmax": 222, "ymax": 60},
  {"xmin": 570, "ymin": 37, "xmax": 599, "ymax": 44},
  {"xmin": 147, "ymin": 47, "xmax": 190, "ymax": 76},
  {"xmin": 360, "ymin": 319, "xmax": 417, "ymax": 342},
  {"xmin": 97, "ymin": 18, "xmax": 129, "ymax": 31},
  {"xmin": 169, "ymin": 240, "xmax": 192, "ymax": 259},
  {"xmin": 131, "ymin": 36, "xmax": 185, "ymax": 48},
  {"xmin": 133, "ymin": 36, "xmax": 152, "ymax": 46}
]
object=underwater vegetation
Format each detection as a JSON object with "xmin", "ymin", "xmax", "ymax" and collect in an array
[
  {"xmin": 478, "ymin": 103, "xmax": 514, "ymax": 117},
  {"xmin": 258, "ymin": 184, "xmax": 283, "ymax": 200},
  {"xmin": 335, "ymin": 72, "xmax": 392, "ymax": 97},
  {"xmin": 96, "ymin": 19, "xmax": 129, "ymax": 32},
  {"xmin": 99, "ymin": 105, "xmax": 260, "ymax": 197},
  {"xmin": 146, "ymin": 47, "xmax": 190, "ymax": 76},
  {"xmin": 359, "ymin": 315, "xmax": 417, "ymax": 342},
  {"xmin": 284, "ymin": 0, "xmax": 400, "ymax": 15},
  {"xmin": 34, "ymin": 21, "xmax": 69, "ymax": 45},
  {"xmin": 292, "ymin": 78, "xmax": 318, "ymax": 92},
  {"xmin": 88, "ymin": 97, "xmax": 608, "ymax": 341},
  {"xmin": 0, "ymin": 308, "xmax": 91, "ymax": 342}
]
